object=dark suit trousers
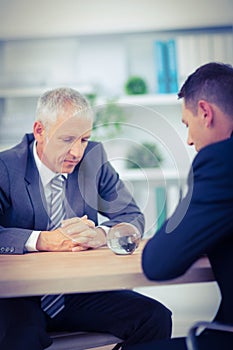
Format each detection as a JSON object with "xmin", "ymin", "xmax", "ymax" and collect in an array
[{"xmin": 0, "ymin": 290, "xmax": 172, "ymax": 350}]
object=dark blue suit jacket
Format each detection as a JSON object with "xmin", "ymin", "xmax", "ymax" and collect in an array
[
  {"xmin": 142, "ymin": 136, "xmax": 233, "ymax": 325},
  {"xmin": 0, "ymin": 134, "xmax": 144, "ymax": 254}
]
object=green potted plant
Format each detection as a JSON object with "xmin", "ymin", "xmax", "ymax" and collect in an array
[{"xmin": 124, "ymin": 76, "xmax": 148, "ymax": 95}]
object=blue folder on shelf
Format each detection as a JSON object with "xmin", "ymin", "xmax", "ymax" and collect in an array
[
  {"xmin": 166, "ymin": 39, "xmax": 178, "ymax": 93},
  {"xmin": 154, "ymin": 39, "xmax": 178, "ymax": 93},
  {"xmin": 154, "ymin": 40, "xmax": 167, "ymax": 93}
]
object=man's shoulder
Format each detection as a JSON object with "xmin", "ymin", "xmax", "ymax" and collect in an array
[
  {"xmin": 77, "ymin": 141, "xmax": 110, "ymax": 172},
  {"xmin": 0, "ymin": 133, "xmax": 34, "ymax": 165},
  {"xmin": 195, "ymin": 137, "xmax": 233, "ymax": 162},
  {"xmin": 192, "ymin": 136, "xmax": 233, "ymax": 177},
  {"xmin": 84, "ymin": 140, "xmax": 105, "ymax": 156},
  {"xmin": 86, "ymin": 140, "xmax": 102, "ymax": 150}
]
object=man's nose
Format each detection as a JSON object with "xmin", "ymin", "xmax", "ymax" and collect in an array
[
  {"xmin": 187, "ymin": 133, "xmax": 194, "ymax": 146},
  {"xmin": 69, "ymin": 140, "xmax": 83, "ymax": 158}
]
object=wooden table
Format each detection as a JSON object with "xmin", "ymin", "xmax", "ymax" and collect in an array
[{"xmin": 0, "ymin": 241, "xmax": 214, "ymax": 298}]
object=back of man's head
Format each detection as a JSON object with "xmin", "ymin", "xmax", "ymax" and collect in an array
[{"xmin": 178, "ymin": 62, "xmax": 233, "ymax": 118}]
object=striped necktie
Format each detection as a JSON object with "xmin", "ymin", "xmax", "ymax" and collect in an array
[
  {"xmin": 41, "ymin": 175, "xmax": 66, "ymax": 318},
  {"xmin": 49, "ymin": 175, "xmax": 66, "ymax": 230}
]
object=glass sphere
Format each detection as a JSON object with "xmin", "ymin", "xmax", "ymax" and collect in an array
[{"xmin": 107, "ymin": 223, "xmax": 141, "ymax": 255}]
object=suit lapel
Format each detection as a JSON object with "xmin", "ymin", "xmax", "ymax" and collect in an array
[
  {"xmin": 25, "ymin": 145, "xmax": 49, "ymax": 230},
  {"xmin": 25, "ymin": 140, "xmax": 86, "ymax": 226}
]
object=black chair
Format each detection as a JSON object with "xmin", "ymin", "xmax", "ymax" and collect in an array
[
  {"xmin": 48, "ymin": 331, "xmax": 122, "ymax": 350},
  {"xmin": 186, "ymin": 321, "xmax": 233, "ymax": 350}
]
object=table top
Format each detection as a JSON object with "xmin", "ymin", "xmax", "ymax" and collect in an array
[{"xmin": 0, "ymin": 241, "xmax": 214, "ymax": 298}]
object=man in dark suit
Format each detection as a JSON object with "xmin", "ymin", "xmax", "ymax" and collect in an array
[
  {"xmin": 124, "ymin": 63, "xmax": 233, "ymax": 349},
  {"xmin": 0, "ymin": 88, "xmax": 172, "ymax": 349}
]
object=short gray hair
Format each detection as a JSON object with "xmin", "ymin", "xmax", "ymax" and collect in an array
[{"xmin": 35, "ymin": 87, "xmax": 93, "ymax": 129}]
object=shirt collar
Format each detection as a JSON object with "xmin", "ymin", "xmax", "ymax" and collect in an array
[{"xmin": 33, "ymin": 141, "xmax": 67, "ymax": 187}]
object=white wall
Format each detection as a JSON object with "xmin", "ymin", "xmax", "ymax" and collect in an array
[{"xmin": 0, "ymin": 0, "xmax": 232, "ymax": 39}]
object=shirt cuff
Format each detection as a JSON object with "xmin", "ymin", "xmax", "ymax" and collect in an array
[{"xmin": 25, "ymin": 231, "xmax": 41, "ymax": 252}]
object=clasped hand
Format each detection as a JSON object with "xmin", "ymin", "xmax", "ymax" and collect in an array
[
  {"xmin": 36, "ymin": 216, "xmax": 107, "ymax": 252},
  {"xmin": 60, "ymin": 216, "xmax": 107, "ymax": 251}
]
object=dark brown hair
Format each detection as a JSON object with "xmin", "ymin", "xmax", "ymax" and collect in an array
[{"xmin": 178, "ymin": 62, "xmax": 233, "ymax": 117}]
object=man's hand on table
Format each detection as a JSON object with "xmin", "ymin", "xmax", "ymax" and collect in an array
[{"xmin": 36, "ymin": 216, "xmax": 107, "ymax": 252}]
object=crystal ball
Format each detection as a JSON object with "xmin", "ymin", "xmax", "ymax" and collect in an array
[{"xmin": 107, "ymin": 223, "xmax": 141, "ymax": 255}]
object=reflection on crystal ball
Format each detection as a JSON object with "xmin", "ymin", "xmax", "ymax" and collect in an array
[{"xmin": 107, "ymin": 223, "xmax": 141, "ymax": 255}]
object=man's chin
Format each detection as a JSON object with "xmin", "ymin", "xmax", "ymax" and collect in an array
[{"xmin": 61, "ymin": 164, "xmax": 77, "ymax": 174}]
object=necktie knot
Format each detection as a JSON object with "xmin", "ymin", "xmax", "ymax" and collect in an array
[{"xmin": 51, "ymin": 174, "xmax": 65, "ymax": 190}]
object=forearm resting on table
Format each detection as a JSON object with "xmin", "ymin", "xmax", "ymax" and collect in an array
[
  {"xmin": 36, "ymin": 226, "xmax": 107, "ymax": 252},
  {"xmin": 36, "ymin": 228, "xmax": 76, "ymax": 251},
  {"xmin": 27, "ymin": 219, "xmax": 137, "ymax": 252}
]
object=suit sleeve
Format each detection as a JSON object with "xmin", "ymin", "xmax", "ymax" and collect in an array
[
  {"xmin": 0, "ymin": 158, "xmax": 33, "ymax": 254},
  {"xmin": 142, "ymin": 142, "xmax": 233, "ymax": 280}
]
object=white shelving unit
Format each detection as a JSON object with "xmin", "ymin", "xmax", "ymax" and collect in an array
[
  {"xmin": 0, "ymin": 85, "xmax": 94, "ymax": 98},
  {"xmin": 112, "ymin": 167, "xmax": 188, "ymax": 236},
  {"xmin": 0, "ymin": 90, "xmax": 179, "ymax": 105},
  {"xmin": 116, "ymin": 93, "xmax": 181, "ymax": 106},
  {"xmin": 0, "ymin": 27, "xmax": 231, "ymax": 136}
]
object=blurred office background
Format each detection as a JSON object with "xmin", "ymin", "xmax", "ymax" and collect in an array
[
  {"xmin": 0, "ymin": 0, "xmax": 232, "ymax": 234},
  {"xmin": 0, "ymin": 0, "xmax": 232, "ymax": 337}
]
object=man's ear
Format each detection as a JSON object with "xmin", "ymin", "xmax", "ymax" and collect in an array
[
  {"xmin": 198, "ymin": 100, "xmax": 213, "ymax": 128},
  {"xmin": 33, "ymin": 121, "xmax": 45, "ymax": 142}
]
